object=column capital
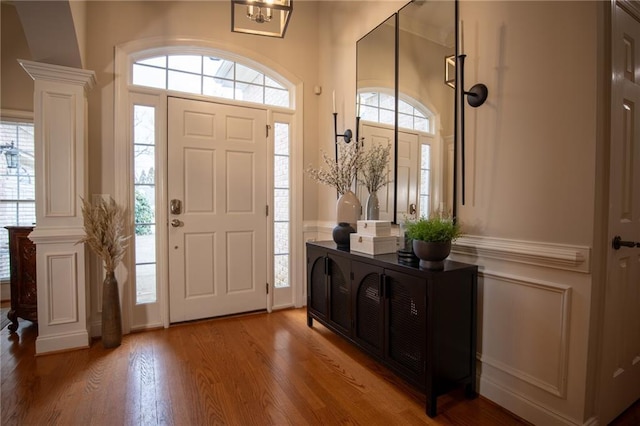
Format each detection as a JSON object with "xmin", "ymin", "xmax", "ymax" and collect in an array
[{"xmin": 18, "ymin": 59, "xmax": 96, "ymax": 92}]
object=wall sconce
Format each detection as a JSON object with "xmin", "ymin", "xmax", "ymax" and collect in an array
[
  {"xmin": 457, "ymin": 54, "xmax": 489, "ymax": 205},
  {"xmin": 231, "ymin": 0, "xmax": 293, "ymax": 38},
  {"xmin": 0, "ymin": 142, "xmax": 18, "ymax": 169}
]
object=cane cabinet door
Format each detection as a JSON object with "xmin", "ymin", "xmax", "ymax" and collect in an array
[
  {"xmin": 307, "ymin": 247, "xmax": 352, "ymax": 335},
  {"xmin": 352, "ymin": 262, "xmax": 385, "ymax": 356},
  {"xmin": 327, "ymin": 253, "xmax": 352, "ymax": 334},
  {"xmin": 307, "ymin": 245, "xmax": 328, "ymax": 319},
  {"xmin": 385, "ymin": 269, "xmax": 427, "ymax": 386}
]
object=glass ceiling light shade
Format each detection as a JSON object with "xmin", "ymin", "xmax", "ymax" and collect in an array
[{"xmin": 231, "ymin": 0, "xmax": 293, "ymax": 38}]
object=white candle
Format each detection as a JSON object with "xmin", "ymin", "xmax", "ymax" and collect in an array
[
  {"xmin": 332, "ymin": 90, "xmax": 336, "ymax": 114},
  {"xmin": 459, "ymin": 20, "xmax": 464, "ymax": 54},
  {"xmin": 356, "ymin": 97, "xmax": 360, "ymax": 117}
]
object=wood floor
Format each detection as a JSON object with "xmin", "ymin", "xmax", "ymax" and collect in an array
[{"xmin": 1, "ymin": 308, "xmax": 530, "ymax": 425}]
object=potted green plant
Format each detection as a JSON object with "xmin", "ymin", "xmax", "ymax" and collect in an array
[{"xmin": 404, "ymin": 213, "xmax": 461, "ymax": 270}]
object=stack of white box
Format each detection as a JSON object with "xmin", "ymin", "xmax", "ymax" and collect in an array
[{"xmin": 350, "ymin": 220, "xmax": 400, "ymax": 255}]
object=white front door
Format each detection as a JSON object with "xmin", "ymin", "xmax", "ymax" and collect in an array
[
  {"xmin": 167, "ymin": 97, "xmax": 268, "ymax": 323},
  {"xmin": 359, "ymin": 123, "xmax": 422, "ymax": 222},
  {"xmin": 396, "ymin": 130, "xmax": 419, "ymax": 219},
  {"xmin": 359, "ymin": 123, "xmax": 395, "ymax": 221},
  {"xmin": 599, "ymin": 3, "xmax": 640, "ymax": 423}
]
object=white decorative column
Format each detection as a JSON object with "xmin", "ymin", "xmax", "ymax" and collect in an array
[{"xmin": 19, "ymin": 60, "xmax": 96, "ymax": 354}]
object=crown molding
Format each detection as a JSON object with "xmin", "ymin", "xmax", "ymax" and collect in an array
[{"xmin": 18, "ymin": 59, "xmax": 96, "ymax": 91}]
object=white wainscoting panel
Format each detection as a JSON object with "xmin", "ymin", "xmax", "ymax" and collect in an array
[
  {"xmin": 451, "ymin": 234, "xmax": 594, "ymax": 425},
  {"xmin": 479, "ymin": 270, "xmax": 571, "ymax": 397},
  {"xmin": 46, "ymin": 252, "xmax": 79, "ymax": 325},
  {"xmin": 42, "ymin": 91, "xmax": 76, "ymax": 218}
]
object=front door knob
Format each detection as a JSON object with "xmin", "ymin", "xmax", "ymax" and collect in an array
[{"xmin": 171, "ymin": 219, "xmax": 183, "ymax": 228}]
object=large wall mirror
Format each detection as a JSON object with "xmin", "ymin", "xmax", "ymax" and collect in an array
[{"xmin": 356, "ymin": 0, "xmax": 456, "ymax": 223}]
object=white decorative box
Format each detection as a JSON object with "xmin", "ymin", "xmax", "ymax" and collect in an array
[
  {"xmin": 350, "ymin": 234, "xmax": 399, "ymax": 255},
  {"xmin": 357, "ymin": 220, "xmax": 391, "ymax": 237}
]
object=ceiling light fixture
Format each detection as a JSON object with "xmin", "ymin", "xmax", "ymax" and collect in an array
[{"xmin": 231, "ymin": 0, "xmax": 293, "ymax": 38}]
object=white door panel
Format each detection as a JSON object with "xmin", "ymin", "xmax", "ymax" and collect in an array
[
  {"xmin": 599, "ymin": 4, "xmax": 640, "ymax": 423},
  {"xmin": 168, "ymin": 97, "xmax": 267, "ymax": 323}
]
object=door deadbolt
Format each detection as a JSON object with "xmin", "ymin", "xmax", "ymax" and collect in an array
[
  {"xmin": 171, "ymin": 219, "xmax": 183, "ymax": 227},
  {"xmin": 170, "ymin": 199, "xmax": 182, "ymax": 215}
]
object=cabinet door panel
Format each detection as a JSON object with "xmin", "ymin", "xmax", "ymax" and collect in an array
[
  {"xmin": 385, "ymin": 269, "xmax": 427, "ymax": 383},
  {"xmin": 328, "ymin": 254, "xmax": 351, "ymax": 333},
  {"xmin": 353, "ymin": 263, "xmax": 384, "ymax": 355},
  {"xmin": 307, "ymin": 247, "xmax": 328, "ymax": 318}
]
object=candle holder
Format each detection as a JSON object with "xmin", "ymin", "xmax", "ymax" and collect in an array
[
  {"xmin": 457, "ymin": 54, "xmax": 489, "ymax": 206},
  {"xmin": 333, "ymin": 112, "xmax": 353, "ymax": 144}
]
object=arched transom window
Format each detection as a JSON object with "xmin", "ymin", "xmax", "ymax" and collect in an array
[
  {"xmin": 133, "ymin": 54, "xmax": 291, "ymax": 108},
  {"xmin": 357, "ymin": 90, "xmax": 434, "ymax": 134}
]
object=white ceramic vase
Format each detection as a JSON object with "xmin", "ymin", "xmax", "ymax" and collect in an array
[{"xmin": 336, "ymin": 190, "xmax": 361, "ymax": 230}]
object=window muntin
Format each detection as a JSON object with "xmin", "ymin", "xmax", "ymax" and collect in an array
[
  {"xmin": 0, "ymin": 120, "xmax": 35, "ymax": 281},
  {"xmin": 133, "ymin": 55, "xmax": 291, "ymax": 108}
]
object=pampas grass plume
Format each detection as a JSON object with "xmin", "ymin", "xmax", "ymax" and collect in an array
[{"xmin": 77, "ymin": 197, "xmax": 131, "ymax": 273}]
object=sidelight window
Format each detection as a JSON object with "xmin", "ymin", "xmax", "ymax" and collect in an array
[
  {"xmin": 273, "ymin": 122, "xmax": 290, "ymax": 289},
  {"xmin": 133, "ymin": 105, "xmax": 157, "ymax": 304}
]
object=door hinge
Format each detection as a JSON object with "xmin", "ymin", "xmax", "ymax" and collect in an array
[
  {"xmin": 266, "ymin": 124, "xmax": 271, "ymax": 137},
  {"xmin": 266, "ymin": 282, "xmax": 269, "ymax": 294},
  {"xmin": 266, "ymin": 205, "xmax": 269, "ymax": 216}
]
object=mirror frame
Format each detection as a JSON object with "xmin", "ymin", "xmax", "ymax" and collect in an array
[{"xmin": 355, "ymin": 0, "xmax": 458, "ymax": 224}]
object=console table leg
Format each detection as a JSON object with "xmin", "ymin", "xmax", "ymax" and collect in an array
[
  {"xmin": 7, "ymin": 309, "xmax": 18, "ymax": 333},
  {"xmin": 464, "ymin": 382, "xmax": 477, "ymax": 399},
  {"xmin": 307, "ymin": 316, "xmax": 313, "ymax": 327},
  {"xmin": 426, "ymin": 395, "xmax": 437, "ymax": 417}
]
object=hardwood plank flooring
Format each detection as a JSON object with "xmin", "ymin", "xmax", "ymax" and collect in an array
[{"xmin": 2, "ymin": 308, "xmax": 534, "ymax": 425}]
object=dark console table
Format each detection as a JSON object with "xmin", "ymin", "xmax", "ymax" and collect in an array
[
  {"xmin": 5, "ymin": 226, "xmax": 37, "ymax": 332},
  {"xmin": 306, "ymin": 241, "xmax": 478, "ymax": 417}
]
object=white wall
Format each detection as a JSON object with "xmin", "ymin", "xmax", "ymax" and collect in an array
[
  {"xmin": 453, "ymin": 2, "xmax": 600, "ymax": 424},
  {"xmin": 323, "ymin": 1, "xmax": 603, "ymax": 425}
]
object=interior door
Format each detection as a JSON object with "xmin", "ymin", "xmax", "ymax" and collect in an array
[
  {"xmin": 167, "ymin": 97, "xmax": 268, "ymax": 323},
  {"xmin": 599, "ymin": 3, "xmax": 640, "ymax": 423}
]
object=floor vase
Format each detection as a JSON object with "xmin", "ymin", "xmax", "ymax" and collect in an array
[{"xmin": 101, "ymin": 271, "xmax": 122, "ymax": 348}]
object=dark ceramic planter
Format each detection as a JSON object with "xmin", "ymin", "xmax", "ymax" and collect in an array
[
  {"xmin": 333, "ymin": 222, "xmax": 355, "ymax": 250},
  {"xmin": 412, "ymin": 240, "xmax": 452, "ymax": 270}
]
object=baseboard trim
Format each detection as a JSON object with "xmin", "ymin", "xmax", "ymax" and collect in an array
[
  {"xmin": 480, "ymin": 374, "xmax": 585, "ymax": 426},
  {"xmin": 35, "ymin": 330, "xmax": 90, "ymax": 355}
]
